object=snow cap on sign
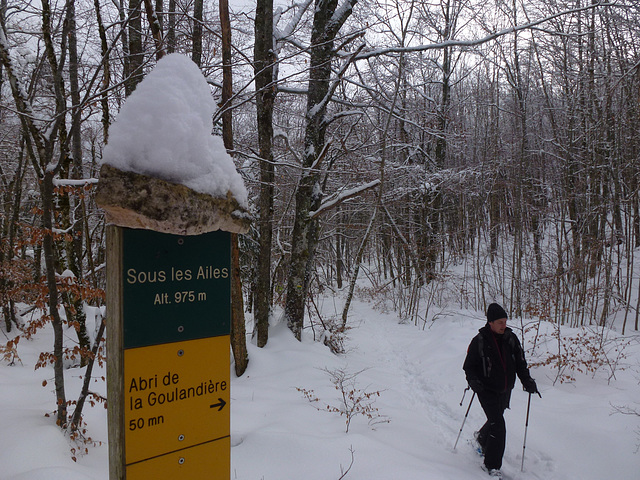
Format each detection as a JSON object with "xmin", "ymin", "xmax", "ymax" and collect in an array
[{"xmin": 101, "ymin": 53, "xmax": 247, "ymax": 207}]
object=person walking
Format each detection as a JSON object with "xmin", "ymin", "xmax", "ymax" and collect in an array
[{"xmin": 463, "ymin": 303, "xmax": 539, "ymax": 478}]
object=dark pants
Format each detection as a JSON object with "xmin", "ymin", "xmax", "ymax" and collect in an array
[{"xmin": 476, "ymin": 391, "xmax": 510, "ymax": 470}]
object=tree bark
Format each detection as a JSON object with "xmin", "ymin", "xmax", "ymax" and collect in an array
[
  {"xmin": 126, "ymin": 0, "xmax": 144, "ymax": 96},
  {"xmin": 167, "ymin": 0, "xmax": 176, "ymax": 53},
  {"xmin": 219, "ymin": 0, "xmax": 249, "ymax": 376},
  {"xmin": 219, "ymin": 0, "xmax": 233, "ymax": 150},
  {"xmin": 43, "ymin": 171, "xmax": 68, "ymax": 427},
  {"xmin": 192, "ymin": 0, "xmax": 203, "ymax": 66},
  {"xmin": 93, "ymin": 0, "xmax": 111, "ymax": 143},
  {"xmin": 70, "ymin": 316, "xmax": 106, "ymax": 431},
  {"xmin": 41, "ymin": 0, "xmax": 73, "ymax": 427},
  {"xmin": 66, "ymin": 0, "xmax": 91, "ymax": 366},
  {"xmin": 253, "ymin": 0, "xmax": 275, "ymax": 347},
  {"xmin": 143, "ymin": 0, "xmax": 164, "ymax": 59},
  {"xmin": 230, "ymin": 233, "xmax": 248, "ymax": 376},
  {"xmin": 0, "ymin": 137, "xmax": 25, "ymax": 333},
  {"xmin": 284, "ymin": 0, "xmax": 357, "ymax": 340}
]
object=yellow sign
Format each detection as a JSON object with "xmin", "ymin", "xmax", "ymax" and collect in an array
[
  {"xmin": 123, "ymin": 336, "xmax": 230, "ymax": 468},
  {"xmin": 126, "ymin": 437, "xmax": 230, "ymax": 480}
]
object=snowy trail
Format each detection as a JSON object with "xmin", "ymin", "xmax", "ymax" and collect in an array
[
  {"xmin": 342, "ymin": 299, "xmax": 640, "ymax": 480},
  {"xmin": 344, "ymin": 302, "xmax": 556, "ymax": 480},
  {"xmin": 348, "ymin": 313, "xmax": 462, "ymax": 441}
]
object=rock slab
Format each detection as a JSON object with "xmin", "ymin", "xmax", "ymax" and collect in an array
[{"xmin": 95, "ymin": 163, "xmax": 250, "ymax": 235}]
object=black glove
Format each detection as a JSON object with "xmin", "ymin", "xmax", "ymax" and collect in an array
[
  {"xmin": 468, "ymin": 379, "xmax": 485, "ymax": 394},
  {"xmin": 523, "ymin": 379, "xmax": 538, "ymax": 394}
]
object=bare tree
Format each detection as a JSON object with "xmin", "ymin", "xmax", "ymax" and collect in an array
[
  {"xmin": 253, "ymin": 0, "xmax": 276, "ymax": 347},
  {"xmin": 285, "ymin": 0, "xmax": 359, "ymax": 340},
  {"xmin": 0, "ymin": 0, "xmax": 74, "ymax": 426}
]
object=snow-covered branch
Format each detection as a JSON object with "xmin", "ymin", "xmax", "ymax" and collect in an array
[
  {"xmin": 0, "ymin": 28, "xmax": 45, "ymax": 170},
  {"xmin": 274, "ymin": 0, "xmax": 314, "ymax": 43},
  {"xmin": 325, "ymin": 109, "xmax": 364, "ymax": 125},
  {"xmin": 52, "ymin": 178, "xmax": 100, "ymax": 187},
  {"xmin": 315, "ymin": 42, "xmax": 365, "ymax": 125},
  {"xmin": 355, "ymin": 1, "xmax": 619, "ymax": 60},
  {"xmin": 309, "ymin": 179, "xmax": 381, "ymax": 219},
  {"xmin": 326, "ymin": 0, "xmax": 358, "ymax": 39}
]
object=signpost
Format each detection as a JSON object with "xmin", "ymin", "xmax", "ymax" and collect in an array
[
  {"xmin": 107, "ymin": 228, "xmax": 233, "ymax": 479},
  {"xmin": 95, "ymin": 56, "xmax": 250, "ymax": 479}
]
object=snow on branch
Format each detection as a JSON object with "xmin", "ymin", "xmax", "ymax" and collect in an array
[
  {"xmin": 313, "ymin": 43, "xmax": 365, "ymax": 125},
  {"xmin": 309, "ymin": 179, "xmax": 381, "ymax": 219},
  {"xmin": 0, "ymin": 27, "xmax": 45, "ymax": 170},
  {"xmin": 274, "ymin": 0, "xmax": 314, "ymax": 43},
  {"xmin": 327, "ymin": 0, "xmax": 358, "ymax": 38},
  {"xmin": 355, "ymin": 1, "xmax": 618, "ymax": 61},
  {"xmin": 325, "ymin": 109, "xmax": 364, "ymax": 125},
  {"xmin": 52, "ymin": 178, "xmax": 99, "ymax": 187},
  {"xmin": 0, "ymin": 31, "xmax": 34, "ymax": 119}
]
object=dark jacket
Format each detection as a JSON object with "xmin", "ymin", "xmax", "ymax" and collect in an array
[{"xmin": 463, "ymin": 324, "xmax": 534, "ymax": 397}]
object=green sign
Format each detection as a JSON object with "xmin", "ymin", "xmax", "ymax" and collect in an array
[{"xmin": 122, "ymin": 228, "xmax": 230, "ymax": 348}]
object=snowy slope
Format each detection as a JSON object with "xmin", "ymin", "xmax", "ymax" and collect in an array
[
  {"xmin": 1, "ymin": 297, "xmax": 639, "ymax": 479},
  {"xmin": 232, "ymin": 300, "xmax": 639, "ymax": 480}
]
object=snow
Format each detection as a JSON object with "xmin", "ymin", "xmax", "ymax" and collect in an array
[
  {"xmin": 101, "ymin": 53, "xmax": 247, "ymax": 207},
  {"xmin": 52, "ymin": 179, "xmax": 99, "ymax": 187},
  {"xmin": 310, "ymin": 180, "xmax": 381, "ymax": 218},
  {"xmin": 2, "ymin": 294, "xmax": 639, "ymax": 480}
]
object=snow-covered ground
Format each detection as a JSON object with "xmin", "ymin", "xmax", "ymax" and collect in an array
[{"xmin": 2, "ymin": 294, "xmax": 639, "ymax": 479}]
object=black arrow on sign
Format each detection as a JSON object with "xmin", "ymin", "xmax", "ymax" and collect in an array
[{"xmin": 210, "ymin": 398, "xmax": 227, "ymax": 411}]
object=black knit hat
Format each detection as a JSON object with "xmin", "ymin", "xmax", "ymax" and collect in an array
[{"xmin": 486, "ymin": 303, "xmax": 508, "ymax": 322}]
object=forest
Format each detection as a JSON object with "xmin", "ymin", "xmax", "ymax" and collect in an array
[{"xmin": 1, "ymin": 0, "xmax": 639, "ymax": 433}]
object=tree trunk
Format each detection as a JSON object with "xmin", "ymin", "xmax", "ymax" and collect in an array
[
  {"xmin": 342, "ymin": 207, "xmax": 376, "ymax": 326},
  {"xmin": 43, "ymin": 171, "xmax": 68, "ymax": 427},
  {"xmin": 70, "ymin": 316, "xmax": 106, "ymax": 431},
  {"xmin": 167, "ymin": 0, "xmax": 176, "ymax": 53},
  {"xmin": 335, "ymin": 211, "xmax": 343, "ymax": 289},
  {"xmin": 253, "ymin": 0, "xmax": 275, "ymax": 347},
  {"xmin": 93, "ymin": 0, "xmax": 111, "ymax": 143},
  {"xmin": 143, "ymin": 0, "xmax": 164, "ymax": 59},
  {"xmin": 192, "ymin": 0, "xmax": 203, "ymax": 66},
  {"xmin": 219, "ymin": 0, "xmax": 233, "ymax": 150},
  {"xmin": 126, "ymin": 0, "xmax": 144, "ymax": 96},
  {"xmin": 230, "ymin": 233, "xmax": 248, "ymax": 376},
  {"xmin": 219, "ymin": 0, "xmax": 248, "ymax": 376},
  {"xmin": 0, "ymin": 0, "xmax": 4, "ymax": 103},
  {"xmin": 284, "ymin": 0, "xmax": 357, "ymax": 340},
  {"xmin": 155, "ymin": 0, "xmax": 163, "ymax": 30},
  {"xmin": 67, "ymin": 0, "xmax": 91, "ymax": 366},
  {"xmin": 0, "ymin": 134, "xmax": 25, "ymax": 333}
]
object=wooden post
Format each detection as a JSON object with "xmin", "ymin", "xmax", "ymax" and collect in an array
[
  {"xmin": 106, "ymin": 226, "xmax": 125, "ymax": 479},
  {"xmin": 98, "ymin": 165, "xmax": 249, "ymax": 480}
]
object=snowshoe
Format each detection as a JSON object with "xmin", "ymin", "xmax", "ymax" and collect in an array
[{"xmin": 481, "ymin": 464, "xmax": 503, "ymax": 478}]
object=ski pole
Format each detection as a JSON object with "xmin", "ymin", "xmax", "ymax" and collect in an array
[
  {"xmin": 521, "ymin": 392, "xmax": 532, "ymax": 472},
  {"xmin": 459, "ymin": 386, "xmax": 470, "ymax": 406},
  {"xmin": 453, "ymin": 390, "xmax": 475, "ymax": 450}
]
